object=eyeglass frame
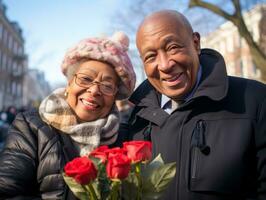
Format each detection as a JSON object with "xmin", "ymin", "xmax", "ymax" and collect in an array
[{"xmin": 74, "ymin": 73, "xmax": 118, "ymax": 96}]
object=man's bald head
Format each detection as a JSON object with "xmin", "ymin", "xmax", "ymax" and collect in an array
[{"xmin": 136, "ymin": 10, "xmax": 193, "ymax": 44}]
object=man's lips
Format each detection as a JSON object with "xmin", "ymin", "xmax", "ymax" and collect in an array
[{"xmin": 162, "ymin": 72, "xmax": 184, "ymax": 86}]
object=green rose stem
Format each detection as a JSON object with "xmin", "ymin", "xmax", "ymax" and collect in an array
[
  {"xmin": 84, "ymin": 183, "xmax": 98, "ymax": 200},
  {"xmin": 110, "ymin": 180, "xmax": 121, "ymax": 200},
  {"xmin": 135, "ymin": 163, "xmax": 142, "ymax": 200}
]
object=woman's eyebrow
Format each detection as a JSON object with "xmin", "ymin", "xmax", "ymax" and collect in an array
[
  {"xmin": 79, "ymin": 68, "xmax": 97, "ymax": 76},
  {"xmin": 102, "ymin": 75, "xmax": 116, "ymax": 82}
]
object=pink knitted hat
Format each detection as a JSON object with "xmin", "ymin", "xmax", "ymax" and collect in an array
[{"xmin": 61, "ymin": 31, "xmax": 136, "ymax": 100}]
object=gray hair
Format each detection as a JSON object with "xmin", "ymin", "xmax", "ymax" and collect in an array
[{"xmin": 65, "ymin": 59, "xmax": 87, "ymax": 81}]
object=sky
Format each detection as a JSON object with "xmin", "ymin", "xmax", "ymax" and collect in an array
[
  {"xmin": 3, "ymin": 0, "xmax": 129, "ymax": 87},
  {"xmin": 5, "ymin": 0, "xmax": 262, "ymax": 88}
]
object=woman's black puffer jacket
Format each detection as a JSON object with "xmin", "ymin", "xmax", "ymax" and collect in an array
[{"xmin": 0, "ymin": 109, "xmax": 78, "ymax": 200}]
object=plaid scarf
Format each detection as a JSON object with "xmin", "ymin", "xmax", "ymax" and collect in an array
[{"xmin": 39, "ymin": 88, "xmax": 120, "ymax": 156}]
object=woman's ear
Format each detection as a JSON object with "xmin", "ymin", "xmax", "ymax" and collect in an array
[
  {"xmin": 64, "ymin": 90, "xmax": 68, "ymax": 98},
  {"xmin": 67, "ymin": 75, "xmax": 75, "ymax": 86},
  {"xmin": 64, "ymin": 80, "xmax": 72, "ymax": 98},
  {"xmin": 193, "ymin": 32, "xmax": 201, "ymax": 55}
]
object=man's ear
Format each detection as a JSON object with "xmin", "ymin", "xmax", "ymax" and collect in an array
[{"xmin": 193, "ymin": 32, "xmax": 201, "ymax": 55}]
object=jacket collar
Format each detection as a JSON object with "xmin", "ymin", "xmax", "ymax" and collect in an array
[
  {"xmin": 129, "ymin": 80, "xmax": 169, "ymax": 126},
  {"xmin": 129, "ymin": 79, "xmax": 160, "ymax": 107},
  {"xmin": 193, "ymin": 48, "xmax": 229, "ymax": 101}
]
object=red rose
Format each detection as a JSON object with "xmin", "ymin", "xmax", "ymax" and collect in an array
[
  {"xmin": 89, "ymin": 145, "xmax": 109, "ymax": 163},
  {"xmin": 105, "ymin": 147, "xmax": 126, "ymax": 157},
  {"xmin": 123, "ymin": 141, "xmax": 152, "ymax": 163},
  {"xmin": 64, "ymin": 156, "xmax": 97, "ymax": 185},
  {"xmin": 106, "ymin": 153, "xmax": 131, "ymax": 180}
]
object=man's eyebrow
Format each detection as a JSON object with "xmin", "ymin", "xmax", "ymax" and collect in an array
[
  {"xmin": 141, "ymin": 46, "xmax": 154, "ymax": 55},
  {"xmin": 162, "ymin": 35, "xmax": 178, "ymax": 45},
  {"xmin": 141, "ymin": 35, "xmax": 179, "ymax": 55}
]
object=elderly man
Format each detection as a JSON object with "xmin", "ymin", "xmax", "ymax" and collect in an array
[{"xmin": 118, "ymin": 10, "xmax": 266, "ymax": 199}]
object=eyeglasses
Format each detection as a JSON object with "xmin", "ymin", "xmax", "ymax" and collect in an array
[{"xmin": 74, "ymin": 73, "xmax": 117, "ymax": 96}]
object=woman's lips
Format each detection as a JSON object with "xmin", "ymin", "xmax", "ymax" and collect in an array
[
  {"xmin": 163, "ymin": 72, "xmax": 184, "ymax": 86},
  {"xmin": 80, "ymin": 98, "xmax": 100, "ymax": 110}
]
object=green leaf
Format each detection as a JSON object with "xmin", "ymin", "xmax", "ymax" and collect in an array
[
  {"xmin": 141, "ymin": 154, "xmax": 164, "ymax": 180},
  {"xmin": 149, "ymin": 162, "xmax": 176, "ymax": 191},
  {"xmin": 89, "ymin": 156, "xmax": 102, "ymax": 166},
  {"xmin": 149, "ymin": 154, "xmax": 164, "ymax": 167},
  {"xmin": 121, "ymin": 172, "xmax": 139, "ymax": 200},
  {"xmin": 97, "ymin": 176, "xmax": 111, "ymax": 199},
  {"xmin": 62, "ymin": 173, "xmax": 88, "ymax": 200},
  {"xmin": 141, "ymin": 155, "xmax": 176, "ymax": 199},
  {"xmin": 90, "ymin": 180, "xmax": 101, "ymax": 199}
]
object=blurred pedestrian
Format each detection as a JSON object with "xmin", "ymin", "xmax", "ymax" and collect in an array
[
  {"xmin": 0, "ymin": 111, "xmax": 8, "ymax": 144},
  {"xmin": 5, "ymin": 106, "xmax": 17, "ymax": 125}
]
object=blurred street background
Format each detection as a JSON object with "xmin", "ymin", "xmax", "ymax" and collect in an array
[{"xmin": 0, "ymin": 0, "xmax": 266, "ymax": 149}]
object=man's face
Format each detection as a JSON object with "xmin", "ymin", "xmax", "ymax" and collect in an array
[{"xmin": 136, "ymin": 16, "xmax": 200, "ymax": 100}]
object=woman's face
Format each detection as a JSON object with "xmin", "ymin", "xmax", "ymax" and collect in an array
[{"xmin": 66, "ymin": 60, "xmax": 119, "ymax": 122}]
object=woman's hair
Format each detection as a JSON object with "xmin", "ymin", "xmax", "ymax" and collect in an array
[{"xmin": 65, "ymin": 59, "xmax": 86, "ymax": 81}]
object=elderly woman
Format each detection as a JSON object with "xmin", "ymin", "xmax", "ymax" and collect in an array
[{"xmin": 0, "ymin": 32, "xmax": 136, "ymax": 199}]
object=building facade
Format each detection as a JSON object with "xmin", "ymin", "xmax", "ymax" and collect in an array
[
  {"xmin": 0, "ymin": 1, "xmax": 27, "ymax": 110},
  {"xmin": 201, "ymin": 4, "xmax": 266, "ymax": 81},
  {"xmin": 23, "ymin": 69, "xmax": 51, "ymax": 108}
]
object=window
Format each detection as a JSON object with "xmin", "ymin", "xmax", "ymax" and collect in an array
[
  {"xmin": 2, "ymin": 53, "xmax": 6, "ymax": 71},
  {"xmin": 12, "ymin": 62, "xmax": 17, "ymax": 75},
  {"xmin": 8, "ymin": 36, "xmax": 13, "ymax": 51},
  {"xmin": 18, "ymin": 46, "xmax": 23, "ymax": 55},
  {"xmin": 17, "ymin": 84, "xmax": 22, "ymax": 97},
  {"xmin": 227, "ymin": 61, "xmax": 235, "ymax": 75},
  {"xmin": 17, "ymin": 64, "xmax": 22, "ymax": 75},
  {"xmin": 0, "ymin": 79, "xmax": 4, "ymax": 91},
  {"xmin": 6, "ymin": 57, "xmax": 9, "ymax": 73},
  {"xmin": 239, "ymin": 59, "xmax": 244, "ymax": 77},
  {"xmin": 13, "ymin": 41, "xmax": 18, "ymax": 53},
  {"xmin": 0, "ymin": 23, "xmax": 3, "ymax": 40},
  {"xmin": 3, "ymin": 30, "xmax": 7, "ymax": 46},
  {"xmin": 226, "ymin": 37, "xmax": 234, "ymax": 53},
  {"xmin": 219, "ymin": 41, "xmax": 226, "ymax": 55},
  {"xmin": 12, "ymin": 81, "xmax": 16, "ymax": 96},
  {"xmin": 0, "ymin": 50, "xmax": 2, "ymax": 70},
  {"xmin": 235, "ymin": 35, "xmax": 241, "ymax": 48}
]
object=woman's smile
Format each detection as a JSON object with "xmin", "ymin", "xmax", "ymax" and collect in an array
[{"xmin": 80, "ymin": 97, "xmax": 100, "ymax": 110}]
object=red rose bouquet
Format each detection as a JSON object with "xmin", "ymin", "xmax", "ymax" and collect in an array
[{"xmin": 63, "ymin": 141, "xmax": 176, "ymax": 200}]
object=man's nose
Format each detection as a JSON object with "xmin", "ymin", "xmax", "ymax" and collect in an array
[{"xmin": 157, "ymin": 52, "xmax": 173, "ymax": 72}]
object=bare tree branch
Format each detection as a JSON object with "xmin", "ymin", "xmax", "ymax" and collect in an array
[
  {"xmin": 189, "ymin": 0, "xmax": 235, "ymax": 21},
  {"xmin": 189, "ymin": 0, "xmax": 266, "ymax": 81}
]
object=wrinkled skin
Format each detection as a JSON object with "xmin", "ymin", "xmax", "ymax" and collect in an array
[
  {"xmin": 66, "ymin": 60, "xmax": 119, "ymax": 122},
  {"xmin": 136, "ymin": 10, "xmax": 201, "ymax": 100}
]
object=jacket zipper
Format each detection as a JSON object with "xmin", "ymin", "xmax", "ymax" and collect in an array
[
  {"xmin": 191, "ymin": 147, "xmax": 200, "ymax": 179},
  {"xmin": 191, "ymin": 120, "xmax": 205, "ymax": 179}
]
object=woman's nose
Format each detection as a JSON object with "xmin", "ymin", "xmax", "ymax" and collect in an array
[{"xmin": 86, "ymin": 84, "xmax": 102, "ymax": 96}]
